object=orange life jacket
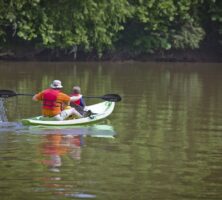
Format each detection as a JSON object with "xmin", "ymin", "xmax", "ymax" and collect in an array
[{"xmin": 42, "ymin": 89, "xmax": 61, "ymax": 110}]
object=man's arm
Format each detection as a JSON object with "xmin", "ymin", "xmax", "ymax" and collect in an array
[
  {"xmin": 70, "ymin": 95, "xmax": 82, "ymax": 102},
  {"xmin": 32, "ymin": 92, "xmax": 42, "ymax": 101}
]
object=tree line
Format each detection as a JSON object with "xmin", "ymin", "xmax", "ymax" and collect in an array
[{"xmin": 0, "ymin": 0, "xmax": 221, "ymax": 59}]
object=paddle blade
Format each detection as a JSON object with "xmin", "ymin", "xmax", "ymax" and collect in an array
[
  {"xmin": 0, "ymin": 90, "xmax": 17, "ymax": 98},
  {"xmin": 101, "ymin": 94, "xmax": 122, "ymax": 102}
]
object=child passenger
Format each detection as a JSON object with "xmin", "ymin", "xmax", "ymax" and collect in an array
[
  {"xmin": 70, "ymin": 86, "xmax": 86, "ymax": 110},
  {"xmin": 70, "ymin": 86, "xmax": 91, "ymax": 117}
]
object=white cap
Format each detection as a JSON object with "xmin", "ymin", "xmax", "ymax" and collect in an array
[{"xmin": 50, "ymin": 80, "xmax": 63, "ymax": 89}]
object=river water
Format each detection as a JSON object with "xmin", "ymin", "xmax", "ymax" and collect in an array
[{"xmin": 0, "ymin": 61, "xmax": 221, "ymax": 200}]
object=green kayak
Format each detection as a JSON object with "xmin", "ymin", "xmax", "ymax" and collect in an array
[{"xmin": 22, "ymin": 101, "xmax": 115, "ymax": 126}]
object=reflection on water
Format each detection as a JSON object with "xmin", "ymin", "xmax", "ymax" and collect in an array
[
  {"xmin": 0, "ymin": 121, "xmax": 116, "ymax": 136},
  {"xmin": 65, "ymin": 193, "xmax": 96, "ymax": 198},
  {"xmin": 41, "ymin": 134, "xmax": 83, "ymax": 172},
  {"xmin": 37, "ymin": 125, "xmax": 116, "ymax": 172},
  {"xmin": 34, "ymin": 125, "xmax": 116, "ymax": 199},
  {"xmin": 27, "ymin": 124, "xmax": 116, "ymax": 138},
  {"xmin": 0, "ymin": 124, "xmax": 116, "ymax": 199}
]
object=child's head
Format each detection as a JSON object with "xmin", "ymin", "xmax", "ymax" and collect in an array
[{"xmin": 72, "ymin": 86, "xmax": 81, "ymax": 94}]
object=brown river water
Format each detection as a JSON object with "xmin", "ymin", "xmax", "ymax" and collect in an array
[{"xmin": 0, "ymin": 61, "xmax": 222, "ymax": 200}]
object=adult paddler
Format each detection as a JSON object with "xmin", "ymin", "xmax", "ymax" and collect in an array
[{"xmin": 32, "ymin": 80, "xmax": 82, "ymax": 120}]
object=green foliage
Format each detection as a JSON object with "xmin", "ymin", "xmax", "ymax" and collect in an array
[
  {"xmin": 0, "ymin": 0, "xmax": 131, "ymax": 55},
  {"xmin": 118, "ymin": 0, "xmax": 206, "ymax": 53},
  {"xmin": 0, "ymin": 0, "xmax": 221, "ymax": 56},
  {"xmin": 203, "ymin": 0, "xmax": 222, "ymax": 43},
  {"xmin": 172, "ymin": 23, "xmax": 205, "ymax": 49}
]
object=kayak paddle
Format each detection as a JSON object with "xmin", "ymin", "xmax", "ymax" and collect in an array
[
  {"xmin": 83, "ymin": 94, "xmax": 121, "ymax": 102},
  {"xmin": 0, "ymin": 89, "xmax": 121, "ymax": 102},
  {"xmin": 0, "ymin": 90, "xmax": 34, "ymax": 98}
]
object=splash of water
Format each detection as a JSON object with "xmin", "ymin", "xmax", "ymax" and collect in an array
[{"xmin": 0, "ymin": 98, "xmax": 8, "ymax": 122}]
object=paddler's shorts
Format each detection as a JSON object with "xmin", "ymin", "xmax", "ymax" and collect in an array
[{"xmin": 53, "ymin": 108, "xmax": 82, "ymax": 121}]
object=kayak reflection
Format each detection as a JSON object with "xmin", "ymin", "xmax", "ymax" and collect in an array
[
  {"xmin": 28, "ymin": 124, "xmax": 116, "ymax": 138},
  {"xmin": 38, "ymin": 125, "xmax": 116, "ymax": 172}
]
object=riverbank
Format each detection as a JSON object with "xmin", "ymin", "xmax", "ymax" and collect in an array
[{"xmin": 0, "ymin": 46, "xmax": 221, "ymax": 62}]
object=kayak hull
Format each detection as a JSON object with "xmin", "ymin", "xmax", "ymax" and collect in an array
[{"xmin": 22, "ymin": 101, "xmax": 115, "ymax": 126}]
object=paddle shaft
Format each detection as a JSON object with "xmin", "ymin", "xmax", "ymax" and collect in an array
[
  {"xmin": 0, "ymin": 91, "xmax": 34, "ymax": 98},
  {"xmin": 83, "ymin": 96, "xmax": 103, "ymax": 99},
  {"xmin": 0, "ymin": 90, "xmax": 121, "ymax": 102},
  {"xmin": 15, "ymin": 93, "xmax": 34, "ymax": 96}
]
